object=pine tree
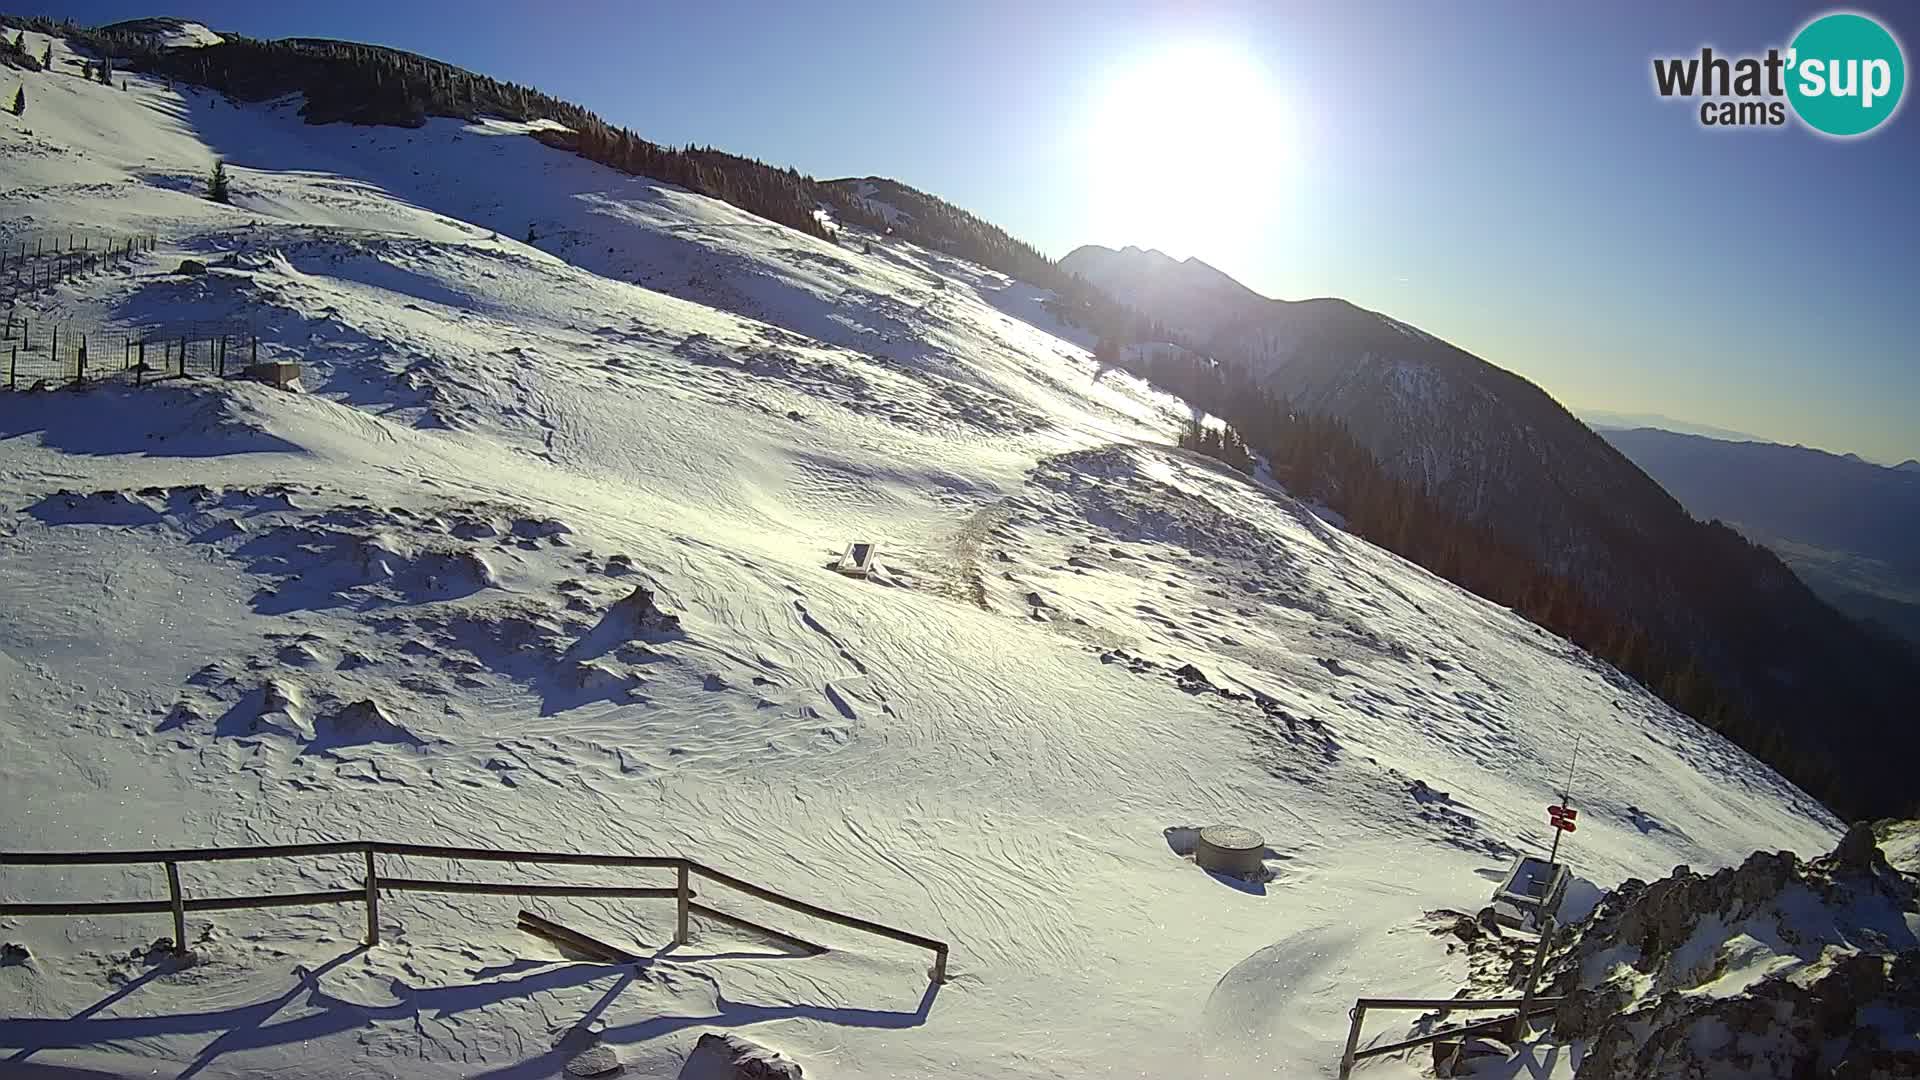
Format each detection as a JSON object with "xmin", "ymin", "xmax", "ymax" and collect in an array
[
  {"xmin": 41, "ymin": 43, "xmax": 51, "ymax": 67},
  {"xmin": 98, "ymin": 57, "xmax": 113, "ymax": 86},
  {"xmin": 10, "ymin": 85, "xmax": 22, "ymax": 117},
  {"xmin": 207, "ymin": 158, "xmax": 231, "ymax": 203}
]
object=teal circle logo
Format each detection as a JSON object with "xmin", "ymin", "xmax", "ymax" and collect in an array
[{"xmin": 1787, "ymin": 12, "xmax": 1906, "ymax": 136}]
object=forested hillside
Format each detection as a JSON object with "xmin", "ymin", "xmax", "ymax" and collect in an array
[{"xmin": 1108, "ymin": 342, "xmax": 1919, "ymax": 821}]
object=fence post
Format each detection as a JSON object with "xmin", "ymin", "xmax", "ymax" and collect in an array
[
  {"xmin": 675, "ymin": 863, "xmax": 690, "ymax": 945},
  {"xmin": 1513, "ymin": 917, "xmax": 1557, "ymax": 1043},
  {"xmin": 179, "ymin": 336, "xmax": 186, "ymax": 377},
  {"xmin": 363, "ymin": 848, "xmax": 380, "ymax": 946},
  {"xmin": 76, "ymin": 334, "xmax": 85, "ymax": 385},
  {"xmin": 8, "ymin": 345, "xmax": 15, "ymax": 390},
  {"xmin": 933, "ymin": 943, "xmax": 949, "ymax": 983},
  {"xmin": 165, "ymin": 862, "xmax": 187, "ymax": 955},
  {"xmin": 251, "ymin": 337, "xmax": 258, "ymax": 365},
  {"xmin": 219, "ymin": 334, "xmax": 228, "ymax": 376},
  {"xmin": 1338, "ymin": 1003, "xmax": 1367, "ymax": 1080}
]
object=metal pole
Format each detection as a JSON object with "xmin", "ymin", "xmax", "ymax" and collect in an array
[
  {"xmin": 1339, "ymin": 1004, "xmax": 1367, "ymax": 1079},
  {"xmin": 165, "ymin": 862, "xmax": 187, "ymax": 954},
  {"xmin": 363, "ymin": 849, "xmax": 379, "ymax": 945},
  {"xmin": 1512, "ymin": 917, "xmax": 1557, "ymax": 1043},
  {"xmin": 675, "ymin": 863, "xmax": 690, "ymax": 945}
]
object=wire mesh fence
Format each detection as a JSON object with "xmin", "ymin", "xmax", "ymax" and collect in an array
[
  {"xmin": 2, "ymin": 315, "xmax": 261, "ymax": 390},
  {"xmin": 0, "ymin": 234, "xmax": 157, "ymax": 303}
]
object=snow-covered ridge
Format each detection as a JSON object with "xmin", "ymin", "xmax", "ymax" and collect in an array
[
  {"xmin": 0, "ymin": 29, "xmax": 1841, "ymax": 1079},
  {"xmin": 99, "ymin": 16, "xmax": 224, "ymax": 49}
]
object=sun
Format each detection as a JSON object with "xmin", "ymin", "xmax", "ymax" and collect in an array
[{"xmin": 1085, "ymin": 44, "xmax": 1293, "ymax": 262}]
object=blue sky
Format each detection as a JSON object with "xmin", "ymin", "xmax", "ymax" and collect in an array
[{"xmin": 48, "ymin": 0, "xmax": 1920, "ymax": 462}]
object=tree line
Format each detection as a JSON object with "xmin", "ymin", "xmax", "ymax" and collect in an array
[{"xmin": 1097, "ymin": 338, "xmax": 1873, "ymax": 817}]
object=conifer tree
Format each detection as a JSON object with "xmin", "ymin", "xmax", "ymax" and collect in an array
[
  {"xmin": 41, "ymin": 42, "xmax": 51, "ymax": 67},
  {"xmin": 10, "ymin": 84, "xmax": 23, "ymax": 116},
  {"xmin": 208, "ymin": 158, "xmax": 231, "ymax": 203}
]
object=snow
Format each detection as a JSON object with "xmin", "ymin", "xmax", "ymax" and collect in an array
[{"xmin": 0, "ymin": 30, "xmax": 1844, "ymax": 1080}]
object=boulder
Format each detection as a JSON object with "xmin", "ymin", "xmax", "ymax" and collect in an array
[{"xmin": 679, "ymin": 1032, "xmax": 802, "ymax": 1080}]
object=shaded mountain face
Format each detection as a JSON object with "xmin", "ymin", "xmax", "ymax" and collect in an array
[
  {"xmin": 1601, "ymin": 427, "xmax": 1920, "ymax": 645},
  {"xmin": 1062, "ymin": 244, "xmax": 1269, "ymax": 338},
  {"xmin": 1068, "ymin": 244, "xmax": 1919, "ymax": 819}
]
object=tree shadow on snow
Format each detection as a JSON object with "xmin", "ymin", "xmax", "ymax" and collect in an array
[{"xmin": 0, "ymin": 943, "xmax": 936, "ymax": 1079}]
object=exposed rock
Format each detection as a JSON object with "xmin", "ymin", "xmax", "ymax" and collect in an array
[
  {"xmin": 316, "ymin": 699, "xmax": 422, "ymax": 747},
  {"xmin": 1, "ymin": 942, "xmax": 29, "ymax": 966},
  {"xmin": 565, "ymin": 1043, "xmax": 623, "ymax": 1076},
  {"xmin": 679, "ymin": 1032, "xmax": 802, "ymax": 1080},
  {"xmin": 176, "ymin": 258, "xmax": 206, "ymax": 275},
  {"xmin": 609, "ymin": 585, "xmax": 680, "ymax": 634},
  {"xmin": 1540, "ymin": 822, "xmax": 1920, "ymax": 1079}
]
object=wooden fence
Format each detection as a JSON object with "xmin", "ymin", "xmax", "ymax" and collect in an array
[
  {"xmin": 1337, "ymin": 917, "xmax": 1562, "ymax": 1077},
  {"xmin": 0, "ymin": 840, "xmax": 950, "ymax": 982},
  {"xmin": 2, "ymin": 316, "xmax": 259, "ymax": 389}
]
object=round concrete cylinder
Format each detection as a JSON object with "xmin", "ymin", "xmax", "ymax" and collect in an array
[{"xmin": 1195, "ymin": 825, "xmax": 1265, "ymax": 877}]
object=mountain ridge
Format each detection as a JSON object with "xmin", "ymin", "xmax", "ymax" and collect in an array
[{"xmin": 1069, "ymin": 244, "xmax": 1920, "ymax": 820}]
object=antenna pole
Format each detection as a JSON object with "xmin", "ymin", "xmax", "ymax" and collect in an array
[{"xmin": 1549, "ymin": 735, "xmax": 1582, "ymax": 866}]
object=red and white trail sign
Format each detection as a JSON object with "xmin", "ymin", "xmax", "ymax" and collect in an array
[{"xmin": 1548, "ymin": 804, "xmax": 1577, "ymax": 832}]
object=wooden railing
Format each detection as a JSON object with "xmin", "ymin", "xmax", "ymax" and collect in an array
[
  {"xmin": 1337, "ymin": 918, "xmax": 1561, "ymax": 1077},
  {"xmin": 0, "ymin": 841, "xmax": 949, "ymax": 982}
]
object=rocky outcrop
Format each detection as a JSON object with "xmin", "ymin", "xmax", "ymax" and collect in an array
[
  {"xmin": 679, "ymin": 1032, "xmax": 802, "ymax": 1080},
  {"xmin": 1546, "ymin": 822, "xmax": 1920, "ymax": 1079}
]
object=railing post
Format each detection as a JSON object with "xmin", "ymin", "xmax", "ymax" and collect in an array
[
  {"xmin": 165, "ymin": 861, "xmax": 186, "ymax": 955},
  {"xmin": 675, "ymin": 863, "xmax": 690, "ymax": 945},
  {"xmin": 1513, "ymin": 916, "xmax": 1557, "ymax": 1043},
  {"xmin": 1339, "ymin": 1003, "xmax": 1365, "ymax": 1080},
  {"xmin": 932, "ymin": 943, "xmax": 948, "ymax": 984},
  {"xmin": 363, "ymin": 847, "xmax": 379, "ymax": 945}
]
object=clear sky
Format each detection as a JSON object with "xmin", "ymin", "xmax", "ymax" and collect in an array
[{"xmin": 45, "ymin": 0, "xmax": 1920, "ymax": 462}]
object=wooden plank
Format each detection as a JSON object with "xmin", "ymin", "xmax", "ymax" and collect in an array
[
  {"xmin": 382, "ymin": 877, "xmax": 679, "ymax": 900},
  {"xmin": 688, "ymin": 860, "xmax": 946, "ymax": 955},
  {"xmin": 165, "ymin": 862, "xmax": 185, "ymax": 953},
  {"xmin": 1, "ymin": 889, "xmax": 362, "ymax": 916},
  {"xmin": 688, "ymin": 901, "xmax": 826, "ymax": 955},
  {"xmin": 0, "ymin": 841, "xmax": 369, "ymax": 865},
  {"xmin": 1354, "ymin": 996, "xmax": 1563, "ymax": 1011},
  {"xmin": 1352, "ymin": 1005, "xmax": 1559, "ymax": 1062},
  {"xmin": 374, "ymin": 843, "xmax": 682, "ymax": 869},
  {"xmin": 515, "ymin": 910, "xmax": 637, "ymax": 964},
  {"xmin": 363, "ymin": 849, "xmax": 379, "ymax": 947}
]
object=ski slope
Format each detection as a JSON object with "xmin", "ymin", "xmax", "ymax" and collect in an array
[{"xmin": 0, "ymin": 27, "xmax": 1841, "ymax": 1079}]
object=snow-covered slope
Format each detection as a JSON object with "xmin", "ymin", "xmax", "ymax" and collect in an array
[{"xmin": 0, "ymin": 27, "xmax": 1840, "ymax": 1080}]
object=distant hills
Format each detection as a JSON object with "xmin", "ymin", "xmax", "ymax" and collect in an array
[
  {"xmin": 1579, "ymin": 410, "xmax": 1764, "ymax": 443},
  {"xmin": 1599, "ymin": 427, "xmax": 1920, "ymax": 646}
]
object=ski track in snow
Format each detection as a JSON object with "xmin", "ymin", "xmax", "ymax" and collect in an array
[{"xmin": 0, "ymin": 26, "xmax": 1839, "ymax": 1079}]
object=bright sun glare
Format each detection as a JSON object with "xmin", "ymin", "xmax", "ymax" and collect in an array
[{"xmin": 1088, "ymin": 45, "xmax": 1292, "ymax": 262}]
